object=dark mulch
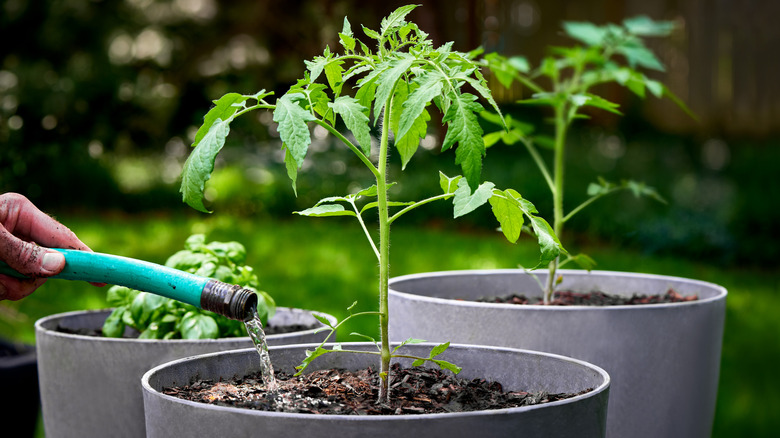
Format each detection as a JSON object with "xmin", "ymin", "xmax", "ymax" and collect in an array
[
  {"xmin": 477, "ymin": 288, "xmax": 698, "ymax": 306},
  {"xmin": 55, "ymin": 322, "xmax": 318, "ymax": 338},
  {"xmin": 162, "ymin": 363, "xmax": 589, "ymax": 415}
]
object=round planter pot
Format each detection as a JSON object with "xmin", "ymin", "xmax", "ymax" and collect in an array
[
  {"xmin": 388, "ymin": 269, "xmax": 727, "ymax": 438},
  {"xmin": 142, "ymin": 343, "xmax": 610, "ymax": 438},
  {"xmin": 35, "ymin": 307, "xmax": 336, "ymax": 438}
]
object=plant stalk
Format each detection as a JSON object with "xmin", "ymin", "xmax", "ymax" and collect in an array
[
  {"xmin": 376, "ymin": 102, "xmax": 392, "ymax": 403},
  {"xmin": 546, "ymin": 102, "xmax": 568, "ymax": 303}
]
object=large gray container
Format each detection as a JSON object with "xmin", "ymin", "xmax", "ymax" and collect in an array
[
  {"xmin": 143, "ymin": 343, "xmax": 610, "ymax": 438},
  {"xmin": 35, "ymin": 307, "xmax": 335, "ymax": 438},
  {"xmin": 388, "ymin": 269, "xmax": 727, "ymax": 438}
]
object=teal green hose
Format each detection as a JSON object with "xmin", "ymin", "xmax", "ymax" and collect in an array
[{"xmin": 0, "ymin": 249, "xmax": 256, "ymax": 320}]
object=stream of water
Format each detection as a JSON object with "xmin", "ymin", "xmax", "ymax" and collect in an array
[{"xmin": 243, "ymin": 306, "xmax": 279, "ymax": 391}]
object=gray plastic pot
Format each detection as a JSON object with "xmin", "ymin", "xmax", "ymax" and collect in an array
[
  {"xmin": 35, "ymin": 307, "xmax": 336, "ymax": 438},
  {"xmin": 388, "ymin": 269, "xmax": 727, "ymax": 438},
  {"xmin": 142, "ymin": 343, "xmax": 610, "ymax": 438}
]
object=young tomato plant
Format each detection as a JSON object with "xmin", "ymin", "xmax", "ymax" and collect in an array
[
  {"xmin": 179, "ymin": 5, "xmax": 562, "ymax": 402},
  {"xmin": 481, "ymin": 16, "xmax": 693, "ymax": 303},
  {"xmin": 102, "ymin": 234, "xmax": 275, "ymax": 339}
]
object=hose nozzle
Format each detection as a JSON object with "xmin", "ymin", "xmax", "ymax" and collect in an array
[{"xmin": 200, "ymin": 280, "xmax": 258, "ymax": 321}]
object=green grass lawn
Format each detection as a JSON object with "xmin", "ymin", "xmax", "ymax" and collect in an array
[{"xmin": 1, "ymin": 212, "xmax": 777, "ymax": 437}]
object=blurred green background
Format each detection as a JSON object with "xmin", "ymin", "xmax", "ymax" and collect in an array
[{"xmin": 1, "ymin": 0, "xmax": 778, "ymax": 436}]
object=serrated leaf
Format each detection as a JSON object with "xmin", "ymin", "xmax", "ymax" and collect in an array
[
  {"xmin": 273, "ymin": 94, "xmax": 316, "ymax": 168},
  {"xmin": 306, "ymin": 83, "xmax": 334, "ymax": 125},
  {"xmin": 192, "ymin": 93, "xmax": 248, "ymax": 148},
  {"xmin": 362, "ymin": 25, "xmax": 380, "ymax": 40},
  {"xmin": 464, "ymin": 72, "xmax": 504, "ymax": 126},
  {"xmin": 380, "ymin": 4, "xmax": 418, "ymax": 37},
  {"xmin": 392, "ymin": 337, "xmax": 427, "ymax": 354},
  {"xmin": 180, "ymin": 118, "xmax": 230, "ymax": 213},
  {"xmin": 439, "ymin": 172, "xmax": 462, "ymax": 194},
  {"xmin": 529, "ymin": 216, "xmax": 565, "ymax": 268},
  {"xmin": 570, "ymin": 253, "xmax": 597, "ymax": 271},
  {"xmin": 617, "ymin": 44, "xmax": 665, "ymax": 71},
  {"xmin": 295, "ymin": 204, "xmax": 356, "ymax": 217},
  {"xmin": 339, "ymin": 17, "xmax": 355, "ymax": 51},
  {"xmin": 324, "ymin": 59, "xmax": 345, "ymax": 96},
  {"xmin": 295, "ymin": 346, "xmax": 329, "ymax": 375},
  {"xmin": 305, "ymin": 56, "xmax": 328, "ymax": 83},
  {"xmin": 562, "ymin": 21, "xmax": 607, "ymax": 46},
  {"xmin": 428, "ymin": 342, "xmax": 450, "ymax": 358},
  {"xmin": 282, "ymin": 144, "xmax": 299, "ymax": 196},
  {"xmin": 313, "ymin": 313, "xmax": 335, "ymax": 328},
  {"xmin": 441, "ymin": 92, "xmax": 486, "ymax": 190},
  {"xmin": 579, "ymin": 93, "xmax": 623, "ymax": 115},
  {"xmin": 623, "ymin": 15, "xmax": 675, "ymax": 37},
  {"xmin": 453, "ymin": 178, "xmax": 495, "ymax": 218},
  {"xmin": 329, "ymin": 96, "xmax": 372, "ymax": 155},
  {"xmin": 431, "ymin": 359, "xmax": 462, "ymax": 374},
  {"xmin": 489, "ymin": 190, "xmax": 524, "ymax": 243},
  {"xmin": 374, "ymin": 54, "xmax": 416, "ymax": 123},
  {"xmin": 397, "ymin": 71, "xmax": 442, "ymax": 142}
]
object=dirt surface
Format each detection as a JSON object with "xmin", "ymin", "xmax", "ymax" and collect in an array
[
  {"xmin": 477, "ymin": 289, "xmax": 698, "ymax": 306},
  {"xmin": 162, "ymin": 363, "xmax": 589, "ymax": 415}
]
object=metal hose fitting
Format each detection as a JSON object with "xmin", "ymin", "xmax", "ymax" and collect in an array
[{"xmin": 200, "ymin": 279, "xmax": 258, "ymax": 321}]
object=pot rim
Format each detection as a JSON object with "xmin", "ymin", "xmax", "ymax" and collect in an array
[
  {"xmin": 34, "ymin": 307, "xmax": 336, "ymax": 344},
  {"xmin": 388, "ymin": 269, "xmax": 727, "ymax": 311},
  {"xmin": 141, "ymin": 342, "xmax": 610, "ymax": 420}
]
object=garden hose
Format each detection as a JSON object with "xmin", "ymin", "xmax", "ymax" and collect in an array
[{"xmin": 0, "ymin": 249, "xmax": 257, "ymax": 321}]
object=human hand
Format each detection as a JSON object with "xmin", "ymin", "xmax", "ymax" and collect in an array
[{"xmin": 0, "ymin": 192, "xmax": 99, "ymax": 300}]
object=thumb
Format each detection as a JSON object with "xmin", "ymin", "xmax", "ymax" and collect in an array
[{"xmin": 0, "ymin": 228, "xmax": 66, "ymax": 277}]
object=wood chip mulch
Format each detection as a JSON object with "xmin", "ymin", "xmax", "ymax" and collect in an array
[
  {"xmin": 162, "ymin": 363, "xmax": 589, "ymax": 415},
  {"xmin": 478, "ymin": 288, "xmax": 698, "ymax": 306}
]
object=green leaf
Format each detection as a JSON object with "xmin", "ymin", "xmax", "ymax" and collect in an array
[
  {"xmin": 441, "ymin": 92, "xmax": 486, "ymax": 190},
  {"xmin": 429, "ymin": 342, "xmax": 450, "ymax": 358},
  {"xmin": 529, "ymin": 216, "xmax": 565, "ymax": 268},
  {"xmin": 105, "ymin": 285, "xmax": 137, "ymax": 307},
  {"xmin": 282, "ymin": 144, "xmax": 299, "ymax": 196},
  {"xmin": 295, "ymin": 346, "xmax": 330, "ymax": 375},
  {"xmin": 102, "ymin": 307, "xmax": 126, "ymax": 338},
  {"xmin": 295, "ymin": 204, "xmax": 357, "ymax": 217},
  {"xmin": 392, "ymin": 337, "xmax": 426, "ymax": 354},
  {"xmin": 374, "ymin": 54, "xmax": 416, "ymax": 123},
  {"xmin": 489, "ymin": 190, "xmax": 525, "ymax": 243},
  {"xmin": 313, "ymin": 313, "xmax": 335, "ymax": 328},
  {"xmin": 324, "ymin": 59, "xmax": 345, "ymax": 96},
  {"xmin": 339, "ymin": 17, "xmax": 355, "ymax": 51},
  {"xmin": 304, "ymin": 56, "xmax": 329, "ymax": 84},
  {"xmin": 180, "ymin": 118, "xmax": 230, "ymax": 213},
  {"xmin": 453, "ymin": 178, "xmax": 495, "ymax": 218},
  {"xmin": 439, "ymin": 172, "xmax": 462, "ymax": 194},
  {"xmin": 570, "ymin": 253, "xmax": 597, "ymax": 271},
  {"xmin": 396, "ymin": 70, "xmax": 442, "ymax": 143},
  {"xmin": 431, "ymin": 359, "xmax": 462, "ymax": 374},
  {"xmin": 329, "ymin": 96, "xmax": 372, "ymax": 155},
  {"xmin": 563, "ymin": 21, "xmax": 606, "ymax": 46},
  {"xmin": 179, "ymin": 313, "xmax": 219, "ymax": 339},
  {"xmin": 130, "ymin": 292, "xmax": 167, "ymax": 328},
  {"xmin": 380, "ymin": 4, "xmax": 419, "ymax": 37},
  {"xmin": 617, "ymin": 43, "xmax": 665, "ymax": 71},
  {"xmin": 623, "ymin": 15, "xmax": 675, "ymax": 37},
  {"xmin": 273, "ymin": 93, "xmax": 316, "ymax": 168},
  {"xmin": 192, "ymin": 93, "xmax": 248, "ymax": 148},
  {"xmin": 576, "ymin": 93, "xmax": 623, "ymax": 115},
  {"xmin": 362, "ymin": 25, "xmax": 380, "ymax": 40}
]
